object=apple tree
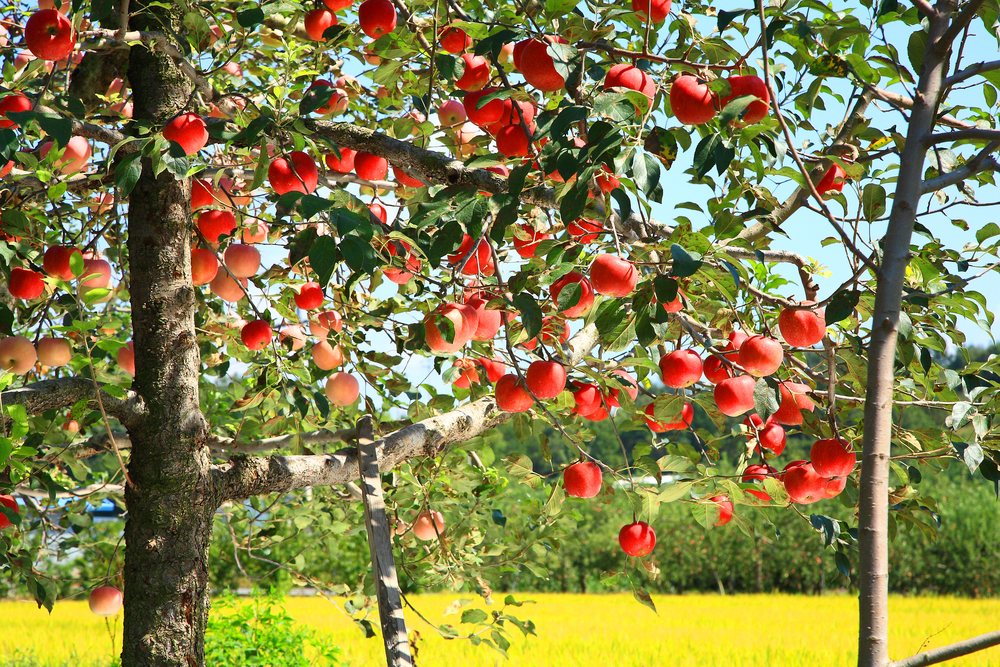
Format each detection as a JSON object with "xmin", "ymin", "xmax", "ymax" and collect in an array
[{"xmin": 1, "ymin": 0, "xmax": 1000, "ymax": 665}]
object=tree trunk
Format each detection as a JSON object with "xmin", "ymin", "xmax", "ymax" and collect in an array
[
  {"xmin": 856, "ymin": 11, "xmax": 951, "ymax": 667},
  {"xmin": 121, "ymin": 14, "xmax": 214, "ymax": 666}
]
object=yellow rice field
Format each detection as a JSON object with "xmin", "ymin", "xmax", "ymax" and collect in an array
[{"xmin": 2, "ymin": 593, "xmax": 999, "ymax": 666}]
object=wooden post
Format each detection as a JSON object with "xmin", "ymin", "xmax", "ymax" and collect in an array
[{"xmin": 356, "ymin": 416, "xmax": 413, "ymax": 667}]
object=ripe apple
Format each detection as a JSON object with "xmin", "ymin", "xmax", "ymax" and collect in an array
[
  {"xmin": 606, "ymin": 369, "xmax": 639, "ymax": 409},
  {"xmin": 40, "ymin": 136, "xmax": 91, "ymax": 174},
  {"xmin": 492, "ymin": 98, "xmax": 537, "ymax": 131},
  {"xmin": 190, "ymin": 248, "xmax": 219, "ymax": 286},
  {"xmin": 242, "ymin": 222, "xmax": 269, "ymax": 244},
  {"xmin": 659, "ymin": 349, "xmax": 703, "ymax": 388},
  {"xmin": 779, "ymin": 305, "xmax": 826, "ymax": 347},
  {"xmin": 295, "ymin": 282, "xmax": 324, "ymax": 310},
  {"xmin": 709, "ymin": 495, "xmax": 733, "ymax": 526},
  {"xmin": 713, "ymin": 375, "xmax": 756, "ymax": 416},
  {"xmin": 312, "ymin": 340, "xmax": 344, "ymax": 370},
  {"xmin": 644, "ymin": 401, "xmax": 693, "ymax": 432},
  {"xmin": 447, "ymin": 234, "xmax": 494, "ymax": 276},
  {"xmin": 25, "ymin": 9, "xmax": 74, "ymax": 62},
  {"xmin": 395, "ymin": 167, "xmax": 423, "ymax": 188},
  {"xmin": 354, "ymin": 152, "xmax": 389, "ymax": 181},
  {"xmin": 323, "ymin": 0, "xmax": 352, "ymax": 8},
  {"xmin": 162, "ymin": 113, "xmax": 208, "ymax": 156},
  {"xmin": 742, "ymin": 464, "xmax": 777, "ymax": 501},
  {"xmin": 702, "ymin": 355, "xmax": 732, "ymax": 384},
  {"xmin": 37, "ymin": 336, "xmax": 71, "ymax": 367},
  {"xmin": 309, "ymin": 310, "xmax": 343, "ymax": 337},
  {"xmin": 512, "ymin": 223, "xmax": 550, "ymax": 258},
  {"xmin": 9, "ymin": 267, "xmax": 45, "ymax": 300},
  {"xmin": 572, "ymin": 382, "xmax": 603, "ymax": 416},
  {"xmin": 358, "ymin": 0, "xmax": 396, "ymax": 38},
  {"xmin": 604, "ymin": 63, "xmax": 656, "ymax": 110},
  {"xmin": 564, "ymin": 461, "xmax": 602, "ymax": 498},
  {"xmin": 464, "ymin": 89, "xmax": 503, "ymax": 127},
  {"xmin": 525, "ymin": 360, "xmax": 566, "ymax": 400},
  {"xmin": 590, "ymin": 254, "xmax": 638, "ymax": 297},
  {"xmin": 304, "ymin": 8, "xmax": 337, "ymax": 41},
  {"xmin": 810, "ymin": 438, "xmax": 855, "ymax": 478},
  {"xmin": 550, "ymin": 271, "xmax": 595, "ymax": 318},
  {"xmin": 566, "ymin": 218, "xmax": 603, "ymax": 243},
  {"xmin": 0, "ymin": 160, "xmax": 12, "ymax": 178},
  {"xmin": 0, "ymin": 93, "xmax": 31, "ymax": 129},
  {"xmin": 89, "ymin": 586, "xmax": 123, "ymax": 616},
  {"xmin": 268, "ymin": 151, "xmax": 318, "ymax": 195},
  {"xmin": 451, "ymin": 359, "xmax": 480, "ymax": 389},
  {"xmin": 325, "ymin": 148, "xmax": 357, "ymax": 173},
  {"xmin": 424, "ymin": 302, "xmax": 478, "ymax": 354},
  {"xmin": 224, "ymin": 244, "xmax": 260, "ymax": 278},
  {"xmin": 278, "ymin": 325, "xmax": 306, "ymax": 351},
  {"xmin": 191, "ymin": 179, "xmax": 216, "ymax": 209},
  {"xmin": 619, "ymin": 521, "xmax": 656, "ymax": 556},
  {"xmin": 824, "ymin": 476, "xmax": 848, "ymax": 499},
  {"xmin": 817, "ymin": 164, "xmax": 847, "ymax": 195},
  {"xmin": 455, "ymin": 54, "xmax": 491, "ymax": 91},
  {"xmin": 438, "ymin": 25, "xmax": 472, "ymax": 53},
  {"xmin": 670, "ymin": 75, "xmax": 717, "ymax": 125},
  {"xmin": 0, "ymin": 495, "xmax": 20, "ymax": 529},
  {"xmin": 520, "ymin": 37, "xmax": 568, "ymax": 92},
  {"xmin": 241, "ymin": 320, "xmax": 272, "ymax": 351},
  {"xmin": 326, "ymin": 372, "xmax": 360, "ymax": 406},
  {"xmin": 495, "ymin": 374, "xmax": 533, "ymax": 412},
  {"xmin": 80, "ymin": 258, "xmax": 111, "ymax": 289},
  {"xmin": 738, "ymin": 335, "xmax": 783, "ymax": 377},
  {"xmin": 495, "ymin": 123, "xmax": 533, "ymax": 157},
  {"xmin": 198, "ymin": 209, "xmax": 237, "ymax": 243},
  {"xmin": 305, "ymin": 80, "xmax": 347, "ymax": 114},
  {"xmin": 209, "ymin": 271, "xmax": 247, "ymax": 302},
  {"xmin": 783, "ymin": 461, "xmax": 826, "ymax": 504},
  {"xmin": 438, "ymin": 99, "xmax": 467, "ymax": 127},
  {"xmin": 476, "ymin": 357, "xmax": 506, "ymax": 383},
  {"xmin": 771, "ymin": 381, "xmax": 816, "ymax": 427},
  {"xmin": 595, "ymin": 164, "xmax": 621, "ymax": 193},
  {"xmin": 632, "ymin": 0, "xmax": 671, "ymax": 22},
  {"xmin": 465, "ymin": 296, "xmax": 502, "ymax": 341},
  {"xmin": 719, "ymin": 75, "xmax": 770, "ymax": 125},
  {"xmin": 368, "ymin": 202, "xmax": 388, "ymax": 224},
  {"xmin": 117, "ymin": 342, "xmax": 135, "ymax": 376},
  {"xmin": 743, "ymin": 414, "xmax": 786, "ymax": 456},
  {"xmin": 0, "ymin": 336, "xmax": 37, "ymax": 374},
  {"xmin": 44, "ymin": 246, "xmax": 82, "ymax": 281},
  {"xmin": 412, "ymin": 510, "xmax": 445, "ymax": 540}
]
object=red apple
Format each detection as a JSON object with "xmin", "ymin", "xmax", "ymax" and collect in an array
[
  {"xmin": 198, "ymin": 209, "xmax": 237, "ymax": 243},
  {"xmin": 713, "ymin": 375, "xmax": 756, "ymax": 416},
  {"xmin": 88, "ymin": 586, "xmax": 123, "ymax": 616},
  {"xmin": 25, "ymin": 9, "xmax": 74, "ymax": 62},
  {"xmin": 564, "ymin": 461, "xmax": 602, "ymax": 498},
  {"xmin": 512, "ymin": 224, "xmax": 551, "ymax": 258},
  {"xmin": 447, "ymin": 234, "xmax": 493, "ymax": 276},
  {"xmin": 465, "ymin": 296, "xmax": 502, "ymax": 341},
  {"xmin": 162, "ymin": 113, "xmax": 208, "ymax": 155},
  {"xmin": 604, "ymin": 63, "xmax": 656, "ymax": 109},
  {"xmin": 438, "ymin": 24, "xmax": 471, "ymax": 53},
  {"xmin": 117, "ymin": 341, "xmax": 135, "ymax": 376},
  {"xmin": 606, "ymin": 369, "xmax": 639, "ymax": 408},
  {"xmin": 312, "ymin": 340, "xmax": 344, "ymax": 370},
  {"xmin": 395, "ymin": 166, "xmax": 423, "ymax": 188},
  {"xmin": 495, "ymin": 123, "xmax": 533, "ymax": 157},
  {"xmin": 279, "ymin": 325, "xmax": 306, "ymax": 351},
  {"xmin": 779, "ymin": 305, "xmax": 826, "ymax": 347},
  {"xmin": 743, "ymin": 414, "xmax": 786, "ymax": 456},
  {"xmin": 412, "ymin": 510, "xmax": 445, "ymax": 540},
  {"xmin": 824, "ymin": 476, "xmax": 848, "ymax": 499},
  {"xmin": 241, "ymin": 320, "xmax": 272, "ymax": 351},
  {"xmin": 477, "ymin": 357, "xmax": 506, "ymax": 383},
  {"xmin": 520, "ymin": 36, "xmax": 568, "ymax": 92},
  {"xmin": 670, "ymin": 75, "xmax": 717, "ymax": 125},
  {"xmin": 719, "ymin": 75, "xmax": 770, "ymax": 125},
  {"xmin": 772, "ymin": 381, "xmax": 815, "ymax": 425},
  {"xmin": 354, "ymin": 152, "xmax": 389, "ymax": 181},
  {"xmin": 590, "ymin": 254, "xmax": 638, "ymax": 297},
  {"xmin": 0, "ymin": 160, "xmax": 12, "ymax": 178},
  {"xmin": 424, "ymin": 302, "xmax": 478, "ymax": 354},
  {"xmin": 566, "ymin": 218, "xmax": 603, "ymax": 243},
  {"xmin": 702, "ymin": 355, "xmax": 732, "ymax": 384},
  {"xmin": 325, "ymin": 148, "xmax": 357, "ymax": 173},
  {"xmin": 326, "ymin": 372, "xmax": 359, "ymax": 405},
  {"xmin": 358, "ymin": 0, "xmax": 396, "ymax": 38},
  {"xmin": 495, "ymin": 374, "xmax": 533, "ymax": 412},
  {"xmin": 295, "ymin": 282, "xmax": 324, "ymax": 310},
  {"xmin": 37, "ymin": 336, "xmax": 71, "ymax": 367},
  {"xmin": 738, "ymin": 335, "xmax": 783, "ymax": 377},
  {"xmin": 304, "ymin": 8, "xmax": 337, "ymax": 41},
  {"xmin": 572, "ymin": 382, "xmax": 603, "ymax": 416},
  {"xmin": 659, "ymin": 349, "xmax": 703, "ymax": 388},
  {"xmin": 323, "ymin": 0, "xmax": 352, "ymax": 8},
  {"xmin": 210, "ymin": 272, "xmax": 247, "ymax": 302},
  {"xmin": 450, "ymin": 358, "xmax": 480, "ymax": 389},
  {"xmin": 0, "ymin": 93, "xmax": 31, "ymax": 129},
  {"xmin": 709, "ymin": 495, "xmax": 733, "ymax": 526},
  {"xmin": 644, "ymin": 401, "xmax": 693, "ymax": 432},
  {"xmin": 464, "ymin": 89, "xmax": 503, "ymax": 127},
  {"xmin": 455, "ymin": 53, "xmax": 491, "ymax": 91},
  {"xmin": 817, "ymin": 164, "xmax": 847, "ymax": 196},
  {"xmin": 190, "ymin": 248, "xmax": 219, "ymax": 286},
  {"xmin": 224, "ymin": 244, "xmax": 260, "ymax": 278},
  {"xmin": 9, "ymin": 267, "xmax": 44, "ymax": 299},
  {"xmin": 595, "ymin": 165, "xmax": 621, "ymax": 193},
  {"xmin": 437, "ymin": 99, "xmax": 467, "ymax": 127},
  {"xmin": 80, "ymin": 258, "xmax": 111, "ymax": 289},
  {"xmin": 810, "ymin": 438, "xmax": 855, "ymax": 478},
  {"xmin": 40, "ymin": 136, "xmax": 91, "ymax": 174},
  {"xmin": 619, "ymin": 521, "xmax": 656, "ymax": 556},
  {"xmin": 305, "ymin": 80, "xmax": 347, "ymax": 114},
  {"xmin": 525, "ymin": 360, "xmax": 566, "ymax": 400},
  {"xmin": 42, "ymin": 246, "xmax": 79, "ymax": 281},
  {"xmin": 550, "ymin": 271, "xmax": 595, "ymax": 318},
  {"xmin": 268, "ymin": 151, "xmax": 318, "ymax": 195},
  {"xmin": 309, "ymin": 310, "xmax": 343, "ymax": 337},
  {"xmin": 0, "ymin": 495, "xmax": 19, "ymax": 529},
  {"xmin": 783, "ymin": 461, "xmax": 826, "ymax": 504},
  {"xmin": 368, "ymin": 202, "xmax": 388, "ymax": 224},
  {"xmin": 742, "ymin": 464, "xmax": 778, "ymax": 501},
  {"xmin": 0, "ymin": 336, "xmax": 37, "ymax": 374},
  {"xmin": 632, "ymin": 0, "xmax": 671, "ymax": 22}
]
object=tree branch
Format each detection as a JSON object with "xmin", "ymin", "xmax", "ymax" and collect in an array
[
  {"xmin": 937, "ymin": 0, "xmax": 987, "ymax": 52},
  {"xmin": 921, "ymin": 142, "xmax": 1000, "ymax": 193},
  {"xmin": 890, "ymin": 630, "xmax": 1000, "ymax": 667},
  {"xmin": 870, "ymin": 87, "xmax": 973, "ymax": 129},
  {"xmin": 212, "ymin": 323, "xmax": 601, "ymax": 502},
  {"xmin": 929, "ymin": 129, "xmax": 1000, "ymax": 144},
  {"xmin": 943, "ymin": 58, "xmax": 1000, "ymax": 87},
  {"xmin": 0, "ymin": 377, "xmax": 145, "ymax": 429}
]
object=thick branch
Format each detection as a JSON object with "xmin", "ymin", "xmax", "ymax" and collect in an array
[
  {"xmin": 871, "ymin": 87, "xmax": 972, "ymax": 129},
  {"xmin": 0, "ymin": 377, "xmax": 145, "ymax": 428},
  {"xmin": 213, "ymin": 323, "xmax": 600, "ymax": 502},
  {"xmin": 921, "ymin": 142, "xmax": 1000, "ymax": 193},
  {"xmin": 943, "ymin": 58, "xmax": 1000, "ymax": 87},
  {"xmin": 890, "ymin": 630, "xmax": 1000, "ymax": 667},
  {"xmin": 929, "ymin": 129, "xmax": 1000, "ymax": 144}
]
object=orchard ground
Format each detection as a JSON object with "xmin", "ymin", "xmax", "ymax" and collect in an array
[{"xmin": 3, "ymin": 593, "xmax": 1000, "ymax": 667}]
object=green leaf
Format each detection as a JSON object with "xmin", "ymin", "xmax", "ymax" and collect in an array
[
  {"xmin": 631, "ymin": 152, "xmax": 663, "ymax": 201},
  {"xmin": 862, "ymin": 183, "xmax": 887, "ymax": 222},
  {"xmin": 513, "ymin": 294, "xmax": 543, "ymax": 341},
  {"xmin": 474, "ymin": 29, "xmax": 519, "ymax": 58},
  {"xmin": 670, "ymin": 244, "xmax": 703, "ymax": 278},
  {"xmin": 250, "ymin": 138, "xmax": 269, "ymax": 190},
  {"xmin": 718, "ymin": 9, "xmax": 748, "ymax": 31},
  {"xmin": 555, "ymin": 279, "xmax": 582, "ymax": 312},
  {"xmin": 114, "ymin": 152, "xmax": 142, "ymax": 197},
  {"xmin": 236, "ymin": 7, "xmax": 264, "ymax": 28},
  {"xmin": 340, "ymin": 236, "xmax": 379, "ymax": 275},
  {"xmin": 907, "ymin": 30, "xmax": 927, "ymax": 77},
  {"xmin": 309, "ymin": 236, "xmax": 340, "ymax": 287},
  {"xmin": 505, "ymin": 453, "xmax": 534, "ymax": 478},
  {"xmin": 593, "ymin": 92, "xmax": 637, "ymax": 122},
  {"xmin": 754, "ymin": 377, "xmax": 781, "ymax": 422},
  {"xmin": 693, "ymin": 134, "xmax": 722, "ymax": 180},
  {"xmin": 825, "ymin": 290, "xmax": 860, "ymax": 324},
  {"xmin": 718, "ymin": 95, "xmax": 757, "ymax": 127},
  {"xmin": 643, "ymin": 127, "xmax": 678, "ymax": 170},
  {"xmin": 162, "ymin": 141, "xmax": 190, "ymax": 179},
  {"xmin": 300, "ymin": 85, "xmax": 335, "ymax": 116},
  {"xmin": 461, "ymin": 608, "xmax": 489, "ymax": 624},
  {"xmin": 559, "ymin": 180, "xmax": 590, "ymax": 222},
  {"xmin": 37, "ymin": 115, "xmax": 72, "ymax": 149}
]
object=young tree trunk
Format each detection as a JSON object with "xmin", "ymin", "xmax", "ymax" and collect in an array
[
  {"xmin": 120, "ymin": 26, "xmax": 214, "ymax": 667},
  {"xmin": 856, "ymin": 11, "xmax": 951, "ymax": 667}
]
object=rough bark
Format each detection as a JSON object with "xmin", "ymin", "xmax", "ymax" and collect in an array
[
  {"xmin": 856, "ymin": 9, "xmax": 952, "ymax": 667},
  {"xmin": 121, "ymin": 5, "xmax": 214, "ymax": 664},
  {"xmin": 0, "ymin": 377, "xmax": 144, "ymax": 428}
]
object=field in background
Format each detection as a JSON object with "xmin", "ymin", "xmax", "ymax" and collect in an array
[{"xmin": 2, "ymin": 593, "xmax": 999, "ymax": 666}]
